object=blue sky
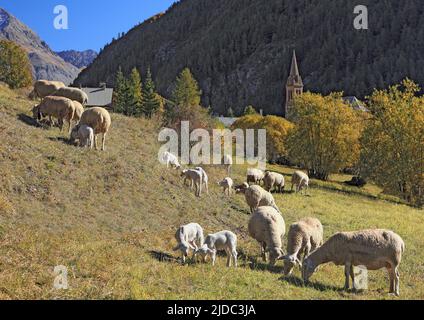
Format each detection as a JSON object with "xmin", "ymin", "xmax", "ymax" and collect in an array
[{"xmin": 0, "ymin": 0, "xmax": 176, "ymax": 52}]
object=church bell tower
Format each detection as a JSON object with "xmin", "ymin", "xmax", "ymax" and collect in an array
[{"xmin": 285, "ymin": 50, "xmax": 304, "ymax": 119}]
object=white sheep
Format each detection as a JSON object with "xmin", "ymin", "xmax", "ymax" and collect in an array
[
  {"xmin": 181, "ymin": 169, "xmax": 203, "ymax": 197},
  {"xmin": 78, "ymin": 107, "xmax": 111, "ymax": 151},
  {"xmin": 248, "ymin": 206, "xmax": 286, "ymax": 266},
  {"xmin": 263, "ymin": 171, "xmax": 285, "ymax": 193},
  {"xmin": 70, "ymin": 124, "xmax": 94, "ymax": 149},
  {"xmin": 194, "ymin": 231, "xmax": 238, "ymax": 267},
  {"xmin": 195, "ymin": 167, "xmax": 209, "ymax": 194},
  {"xmin": 240, "ymin": 184, "xmax": 280, "ymax": 214},
  {"xmin": 32, "ymin": 96, "xmax": 75, "ymax": 134},
  {"xmin": 52, "ymin": 87, "xmax": 89, "ymax": 105},
  {"xmin": 29, "ymin": 80, "xmax": 65, "ymax": 100},
  {"xmin": 291, "ymin": 171, "xmax": 310, "ymax": 193},
  {"xmin": 222, "ymin": 154, "xmax": 233, "ymax": 175},
  {"xmin": 161, "ymin": 151, "xmax": 181, "ymax": 169},
  {"xmin": 247, "ymin": 168, "xmax": 265, "ymax": 185},
  {"xmin": 173, "ymin": 223, "xmax": 205, "ymax": 264},
  {"xmin": 302, "ymin": 229, "xmax": 405, "ymax": 296},
  {"xmin": 283, "ymin": 217, "xmax": 324, "ymax": 276},
  {"xmin": 218, "ymin": 177, "xmax": 234, "ymax": 196},
  {"xmin": 72, "ymin": 101, "xmax": 85, "ymax": 123}
]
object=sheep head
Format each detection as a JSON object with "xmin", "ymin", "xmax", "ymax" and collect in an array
[
  {"xmin": 302, "ymin": 258, "xmax": 317, "ymax": 283},
  {"xmin": 282, "ymin": 254, "xmax": 303, "ymax": 276},
  {"xmin": 31, "ymin": 105, "xmax": 41, "ymax": 120}
]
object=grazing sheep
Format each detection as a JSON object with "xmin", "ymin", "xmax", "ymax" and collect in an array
[
  {"xmin": 195, "ymin": 167, "xmax": 209, "ymax": 194},
  {"xmin": 195, "ymin": 231, "xmax": 238, "ymax": 267},
  {"xmin": 263, "ymin": 171, "xmax": 285, "ymax": 193},
  {"xmin": 32, "ymin": 96, "xmax": 75, "ymax": 134},
  {"xmin": 52, "ymin": 87, "xmax": 89, "ymax": 105},
  {"xmin": 29, "ymin": 80, "xmax": 65, "ymax": 100},
  {"xmin": 283, "ymin": 218, "xmax": 324, "ymax": 276},
  {"xmin": 248, "ymin": 206, "xmax": 286, "ymax": 266},
  {"xmin": 70, "ymin": 124, "xmax": 94, "ymax": 149},
  {"xmin": 240, "ymin": 184, "xmax": 280, "ymax": 214},
  {"xmin": 302, "ymin": 229, "xmax": 405, "ymax": 296},
  {"xmin": 291, "ymin": 171, "xmax": 310, "ymax": 193},
  {"xmin": 161, "ymin": 151, "xmax": 181, "ymax": 169},
  {"xmin": 247, "ymin": 168, "xmax": 265, "ymax": 185},
  {"xmin": 181, "ymin": 169, "xmax": 203, "ymax": 197},
  {"xmin": 78, "ymin": 107, "xmax": 111, "ymax": 151},
  {"xmin": 72, "ymin": 101, "xmax": 85, "ymax": 123},
  {"xmin": 222, "ymin": 154, "xmax": 233, "ymax": 175},
  {"xmin": 218, "ymin": 177, "xmax": 234, "ymax": 196},
  {"xmin": 173, "ymin": 223, "xmax": 205, "ymax": 264},
  {"xmin": 235, "ymin": 182, "xmax": 250, "ymax": 194}
]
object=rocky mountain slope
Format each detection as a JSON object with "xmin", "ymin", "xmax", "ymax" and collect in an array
[
  {"xmin": 56, "ymin": 50, "xmax": 98, "ymax": 69},
  {"xmin": 0, "ymin": 8, "xmax": 79, "ymax": 85},
  {"xmin": 74, "ymin": 0, "xmax": 424, "ymax": 116}
]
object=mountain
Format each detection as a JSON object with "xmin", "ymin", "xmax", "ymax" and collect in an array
[
  {"xmin": 0, "ymin": 8, "xmax": 79, "ymax": 85},
  {"xmin": 74, "ymin": 0, "xmax": 424, "ymax": 116},
  {"xmin": 56, "ymin": 50, "xmax": 98, "ymax": 69}
]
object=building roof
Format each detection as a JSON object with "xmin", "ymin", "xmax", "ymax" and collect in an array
[
  {"xmin": 81, "ymin": 87, "xmax": 114, "ymax": 107},
  {"xmin": 343, "ymin": 96, "xmax": 369, "ymax": 112},
  {"xmin": 217, "ymin": 117, "xmax": 239, "ymax": 128},
  {"xmin": 286, "ymin": 50, "xmax": 303, "ymax": 87}
]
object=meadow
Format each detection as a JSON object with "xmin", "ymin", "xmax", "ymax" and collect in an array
[{"xmin": 0, "ymin": 84, "xmax": 423, "ymax": 300}]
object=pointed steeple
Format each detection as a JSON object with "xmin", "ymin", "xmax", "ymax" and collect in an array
[
  {"xmin": 287, "ymin": 50, "xmax": 303, "ymax": 87},
  {"xmin": 284, "ymin": 50, "xmax": 304, "ymax": 119}
]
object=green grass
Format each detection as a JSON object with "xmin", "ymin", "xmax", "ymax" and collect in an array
[{"xmin": 0, "ymin": 83, "xmax": 423, "ymax": 300}]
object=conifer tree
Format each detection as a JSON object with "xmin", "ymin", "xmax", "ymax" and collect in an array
[
  {"xmin": 171, "ymin": 68, "xmax": 202, "ymax": 107},
  {"xmin": 128, "ymin": 68, "xmax": 143, "ymax": 117},
  {"xmin": 141, "ymin": 68, "xmax": 160, "ymax": 118},
  {"xmin": 113, "ymin": 67, "xmax": 129, "ymax": 114}
]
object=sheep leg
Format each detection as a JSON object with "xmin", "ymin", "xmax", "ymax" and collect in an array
[
  {"xmin": 101, "ymin": 133, "xmax": 106, "ymax": 151},
  {"xmin": 344, "ymin": 263, "xmax": 351, "ymax": 290},
  {"xmin": 94, "ymin": 135, "xmax": 98, "ymax": 150},
  {"xmin": 395, "ymin": 267, "xmax": 400, "ymax": 296},
  {"xmin": 232, "ymin": 249, "xmax": 238, "ymax": 268},
  {"xmin": 261, "ymin": 243, "xmax": 268, "ymax": 262},
  {"xmin": 211, "ymin": 251, "xmax": 217, "ymax": 267},
  {"xmin": 388, "ymin": 267, "xmax": 395, "ymax": 294},
  {"xmin": 350, "ymin": 265, "xmax": 356, "ymax": 290},
  {"xmin": 226, "ymin": 248, "xmax": 232, "ymax": 267}
]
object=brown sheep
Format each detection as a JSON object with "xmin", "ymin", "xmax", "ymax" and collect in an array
[
  {"xmin": 29, "ymin": 80, "xmax": 65, "ymax": 100},
  {"xmin": 78, "ymin": 107, "xmax": 111, "ymax": 151},
  {"xmin": 32, "ymin": 96, "xmax": 75, "ymax": 134}
]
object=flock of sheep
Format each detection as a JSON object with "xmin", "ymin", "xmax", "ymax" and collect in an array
[
  {"xmin": 164, "ymin": 152, "xmax": 405, "ymax": 297},
  {"xmin": 29, "ymin": 80, "xmax": 111, "ymax": 151}
]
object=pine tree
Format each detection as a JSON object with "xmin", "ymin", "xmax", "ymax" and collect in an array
[
  {"xmin": 113, "ymin": 67, "xmax": 129, "ymax": 114},
  {"xmin": 0, "ymin": 40, "xmax": 33, "ymax": 89},
  {"xmin": 128, "ymin": 68, "xmax": 143, "ymax": 117},
  {"xmin": 141, "ymin": 68, "xmax": 160, "ymax": 118},
  {"xmin": 171, "ymin": 68, "xmax": 202, "ymax": 107}
]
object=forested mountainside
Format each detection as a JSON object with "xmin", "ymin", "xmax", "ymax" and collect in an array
[
  {"xmin": 74, "ymin": 0, "xmax": 424, "ymax": 115},
  {"xmin": 0, "ymin": 8, "xmax": 79, "ymax": 85}
]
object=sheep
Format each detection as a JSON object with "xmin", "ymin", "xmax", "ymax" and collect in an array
[
  {"xmin": 218, "ymin": 177, "xmax": 234, "ymax": 196},
  {"xmin": 181, "ymin": 169, "xmax": 203, "ymax": 197},
  {"xmin": 263, "ymin": 171, "xmax": 285, "ymax": 193},
  {"xmin": 173, "ymin": 223, "xmax": 204, "ymax": 264},
  {"xmin": 29, "ymin": 80, "xmax": 65, "ymax": 100},
  {"xmin": 195, "ymin": 167, "xmax": 209, "ymax": 194},
  {"xmin": 161, "ymin": 151, "xmax": 181, "ymax": 169},
  {"xmin": 248, "ymin": 206, "xmax": 286, "ymax": 266},
  {"xmin": 291, "ymin": 171, "xmax": 310, "ymax": 193},
  {"xmin": 78, "ymin": 107, "xmax": 111, "ymax": 151},
  {"xmin": 222, "ymin": 154, "xmax": 233, "ymax": 175},
  {"xmin": 32, "ymin": 96, "xmax": 75, "ymax": 134},
  {"xmin": 52, "ymin": 87, "xmax": 89, "ymax": 105},
  {"xmin": 194, "ymin": 231, "xmax": 238, "ymax": 267},
  {"xmin": 72, "ymin": 101, "xmax": 85, "ymax": 123},
  {"xmin": 239, "ymin": 184, "xmax": 280, "ymax": 214},
  {"xmin": 282, "ymin": 217, "xmax": 324, "ymax": 276},
  {"xmin": 247, "ymin": 168, "xmax": 265, "ymax": 185},
  {"xmin": 70, "ymin": 124, "xmax": 94, "ymax": 149},
  {"xmin": 302, "ymin": 229, "xmax": 405, "ymax": 296}
]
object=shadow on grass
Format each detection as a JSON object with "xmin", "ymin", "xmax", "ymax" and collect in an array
[
  {"xmin": 149, "ymin": 250, "xmax": 180, "ymax": 264},
  {"xmin": 18, "ymin": 113, "xmax": 40, "ymax": 128},
  {"xmin": 280, "ymin": 275, "xmax": 345, "ymax": 292},
  {"xmin": 48, "ymin": 136, "xmax": 76, "ymax": 147}
]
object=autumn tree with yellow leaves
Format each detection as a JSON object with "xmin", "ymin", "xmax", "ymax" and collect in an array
[
  {"xmin": 286, "ymin": 92, "xmax": 363, "ymax": 181},
  {"xmin": 360, "ymin": 79, "xmax": 424, "ymax": 206}
]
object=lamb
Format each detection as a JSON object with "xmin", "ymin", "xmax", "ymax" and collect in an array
[
  {"xmin": 222, "ymin": 154, "xmax": 233, "ymax": 175},
  {"xmin": 52, "ymin": 87, "xmax": 89, "ymax": 105},
  {"xmin": 32, "ymin": 96, "xmax": 75, "ymax": 134},
  {"xmin": 29, "ymin": 80, "xmax": 65, "ymax": 100},
  {"xmin": 72, "ymin": 101, "xmax": 85, "ymax": 123},
  {"xmin": 218, "ymin": 177, "xmax": 234, "ymax": 196},
  {"xmin": 248, "ymin": 206, "xmax": 286, "ymax": 266},
  {"xmin": 282, "ymin": 218, "xmax": 324, "ymax": 276},
  {"xmin": 195, "ymin": 167, "xmax": 209, "ymax": 194},
  {"xmin": 173, "ymin": 223, "xmax": 204, "ymax": 264},
  {"xmin": 78, "ymin": 107, "xmax": 111, "ymax": 151},
  {"xmin": 181, "ymin": 169, "xmax": 203, "ymax": 197},
  {"xmin": 302, "ymin": 229, "xmax": 405, "ymax": 296},
  {"xmin": 247, "ymin": 168, "xmax": 265, "ymax": 185},
  {"xmin": 263, "ymin": 171, "xmax": 285, "ymax": 193},
  {"xmin": 161, "ymin": 151, "xmax": 181, "ymax": 169},
  {"xmin": 194, "ymin": 231, "xmax": 238, "ymax": 267},
  {"xmin": 291, "ymin": 171, "xmax": 310, "ymax": 193},
  {"xmin": 70, "ymin": 124, "xmax": 94, "ymax": 149},
  {"xmin": 240, "ymin": 184, "xmax": 280, "ymax": 214}
]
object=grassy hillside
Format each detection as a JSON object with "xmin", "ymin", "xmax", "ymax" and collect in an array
[{"xmin": 0, "ymin": 84, "xmax": 423, "ymax": 300}]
